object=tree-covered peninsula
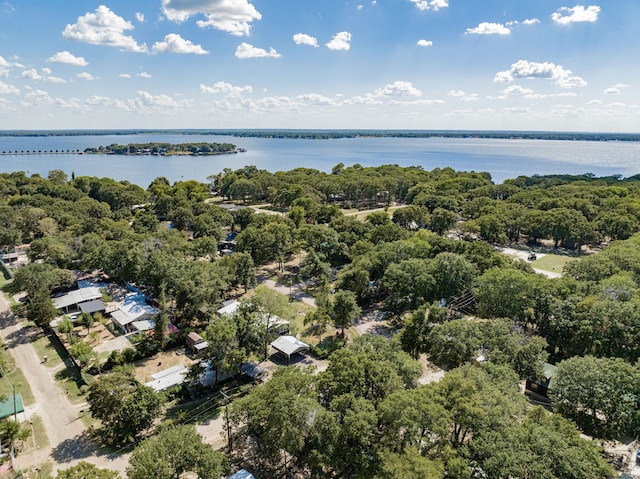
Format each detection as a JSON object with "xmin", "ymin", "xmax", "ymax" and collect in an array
[{"xmin": 83, "ymin": 141, "xmax": 241, "ymax": 156}]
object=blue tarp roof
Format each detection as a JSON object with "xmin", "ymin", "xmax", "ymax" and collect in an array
[{"xmin": 227, "ymin": 470, "xmax": 255, "ymax": 479}]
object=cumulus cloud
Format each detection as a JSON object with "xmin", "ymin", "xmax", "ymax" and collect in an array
[
  {"xmin": 135, "ymin": 12, "xmax": 144, "ymax": 22},
  {"xmin": 235, "ymin": 43, "xmax": 281, "ymax": 59},
  {"xmin": 375, "ymin": 81, "xmax": 422, "ymax": 97},
  {"xmin": 137, "ymin": 72, "xmax": 152, "ymax": 78},
  {"xmin": 152, "ymin": 34, "xmax": 208, "ymax": 54},
  {"xmin": 522, "ymin": 18, "xmax": 540, "ymax": 25},
  {"xmin": 417, "ymin": 39, "xmax": 433, "ymax": 47},
  {"xmin": 344, "ymin": 94, "xmax": 383, "ymax": 105},
  {"xmin": 47, "ymin": 51, "xmax": 88, "ymax": 66},
  {"xmin": 21, "ymin": 68, "xmax": 66, "ymax": 83},
  {"xmin": 293, "ymin": 33, "xmax": 319, "ymax": 47},
  {"xmin": 466, "ymin": 22, "xmax": 511, "ymax": 35},
  {"xmin": 62, "ymin": 5, "xmax": 147, "ymax": 53},
  {"xmin": 86, "ymin": 90, "xmax": 194, "ymax": 113},
  {"xmin": 502, "ymin": 85, "xmax": 534, "ymax": 95},
  {"xmin": 296, "ymin": 93, "xmax": 337, "ymax": 106},
  {"xmin": 552, "ymin": 5, "xmax": 600, "ymax": 25},
  {"xmin": 389, "ymin": 98, "xmax": 444, "ymax": 106},
  {"xmin": 326, "ymin": 32, "xmax": 352, "ymax": 51},
  {"xmin": 119, "ymin": 73, "xmax": 131, "ymax": 78},
  {"xmin": 76, "ymin": 72, "xmax": 95, "ymax": 81},
  {"xmin": 200, "ymin": 81, "xmax": 252, "ymax": 96},
  {"xmin": 162, "ymin": 0, "xmax": 261, "ymax": 36},
  {"xmin": 448, "ymin": 90, "xmax": 478, "ymax": 101},
  {"xmin": 494, "ymin": 60, "xmax": 587, "ymax": 88},
  {"xmin": 409, "ymin": 0, "xmax": 448, "ymax": 11},
  {"xmin": 0, "ymin": 80, "xmax": 19, "ymax": 95}
]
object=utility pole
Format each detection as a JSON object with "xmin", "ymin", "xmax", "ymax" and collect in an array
[
  {"xmin": 221, "ymin": 391, "xmax": 232, "ymax": 453},
  {"xmin": 12, "ymin": 384, "xmax": 16, "ymax": 422}
]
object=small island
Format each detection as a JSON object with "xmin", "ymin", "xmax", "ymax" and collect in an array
[{"xmin": 83, "ymin": 141, "xmax": 244, "ymax": 156}]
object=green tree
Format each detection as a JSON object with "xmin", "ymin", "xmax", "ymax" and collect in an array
[
  {"xmin": 56, "ymin": 462, "xmax": 120, "ymax": 479},
  {"xmin": 331, "ymin": 290, "xmax": 360, "ymax": 334},
  {"xmin": 550, "ymin": 355, "xmax": 640, "ymax": 438},
  {"xmin": 127, "ymin": 425, "xmax": 226, "ymax": 479},
  {"xmin": 469, "ymin": 407, "xmax": 615, "ymax": 479},
  {"xmin": 87, "ymin": 372, "xmax": 164, "ymax": 445}
]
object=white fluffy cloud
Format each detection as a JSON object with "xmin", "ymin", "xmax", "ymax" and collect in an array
[
  {"xmin": 137, "ymin": 72, "xmax": 152, "ymax": 78},
  {"xmin": 409, "ymin": 0, "xmax": 448, "ymax": 11},
  {"xmin": 47, "ymin": 51, "xmax": 88, "ymax": 66},
  {"xmin": 293, "ymin": 33, "xmax": 319, "ymax": 47},
  {"xmin": 135, "ymin": 12, "xmax": 145, "ymax": 22},
  {"xmin": 119, "ymin": 73, "xmax": 131, "ymax": 78},
  {"xmin": 152, "ymin": 34, "xmax": 208, "ymax": 54},
  {"xmin": 494, "ymin": 60, "xmax": 587, "ymax": 88},
  {"xmin": 326, "ymin": 32, "xmax": 352, "ymax": 51},
  {"xmin": 552, "ymin": 5, "xmax": 600, "ymax": 25},
  {"xmin": 448, "ymin": 90, "xmax": 478, "ymax": 101},
  {"xmin": 235, "ymin": 43, "xmax": 281, "ymax": 59},
  {"xmin": 0, "ymin": 81, "xmax": 19, "ymax": 95},
  {"xmin": 62, "ymin": 5, "xmax": 147, "ymax": 53},
  {"xmin": 375, "ymin": 81, "xmax": 422, "ymax": 97},
  {"xmin": 76, "ymin": 72, "xmax": 95, "ymax": 81},
  {"xmin": 21, "ymin": 68, "xmax": 66, "ymax": 83},
  {"xmin": 200, "ymin": 81, "xmax": 252, "ymax": 96},
  {"xmin": 502, "ymin": 85, "xmax": 534, "ymax": 95},
  {"xmin": 466, "ymin": 22, "xmax": 511, "ymax": 35},
  {"xmin": 417, "ymin": 39, "xmax": 433, "ymax": 47},
  {"xmin": 162, "ymin": 0, "xmax": 261, "ymax": 36},
  {"xmin": 522, "ymin": 18, "xmax": 540, "ymax": 25}
]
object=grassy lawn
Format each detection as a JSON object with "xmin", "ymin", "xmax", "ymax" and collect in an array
[
  {"xmin": 532, "ymin": 253, "xmax": 578, "ymax": 274},
  {"xmin": 21, "ymin": 414, "xmax": 49, "ymax": 453},
  {"xmin": 31, "ymin": 332, "xmax": 68, "ymax": 370},
  {"xmin": 53, "ymin": 368, "xmax": 85, "ymax": 405},
  {"xmin": 0, "ymin": 366, "xmax": 35, "ymax": 407},
  {"xmin": 24, "ymin": 460, "xmax": 53, "ymax": 479}
]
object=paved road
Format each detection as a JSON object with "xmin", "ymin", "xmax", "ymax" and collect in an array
[{"xmin": 0, "ymin": 292, "xmax": 129, "ymax": 476}]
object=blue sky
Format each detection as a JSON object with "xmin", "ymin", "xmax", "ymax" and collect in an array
[{"xmin": 0, "ymin": 1, "xmax": 638, "ymax": 132}]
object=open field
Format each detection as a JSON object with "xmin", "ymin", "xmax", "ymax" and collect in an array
[{"xmin": 531, "ymin": 253, "xmax": 578, "ymax": 274}]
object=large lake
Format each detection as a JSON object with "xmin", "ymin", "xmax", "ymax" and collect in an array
[{"xmin": 1, "ymin": 133, "xmax": 640, "ymax": 187}]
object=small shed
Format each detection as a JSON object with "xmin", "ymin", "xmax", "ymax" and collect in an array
[
  {"xmin": 525, "ymin": 362, "xmax": 557, "ymax": 398},
  {"xmin": 186, "ymin": 332, "xmax": 209, "ymax": 354},
  {"xmin": 270, "ymin": 335, "xmax": 310, "ymax": 361}
]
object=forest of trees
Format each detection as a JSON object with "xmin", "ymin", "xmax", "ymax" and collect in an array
[
  {"xmin": 83, "ymin": 141, "xmax": 238, "ymax": 155},
  {"xmin": 4, "ymin": 164, "xmax": 640, "ymax": 478}
]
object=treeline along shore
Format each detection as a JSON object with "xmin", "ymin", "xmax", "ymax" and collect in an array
[{"xmin": 0, "ymin": 129, "xmax": 639, "ymax": 142}]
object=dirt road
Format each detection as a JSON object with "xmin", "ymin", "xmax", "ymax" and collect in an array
[{"xmin": 0, "ymin": 292, "xmax": 129, "ymax": 476}]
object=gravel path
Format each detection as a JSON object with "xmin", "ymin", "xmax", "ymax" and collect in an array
[{"xmin": 0, "ymin": 292, "xmax": 129, "ymax": 476}]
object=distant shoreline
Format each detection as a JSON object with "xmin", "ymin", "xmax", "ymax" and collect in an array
[{"xmin": 0, "ymin": 129, "xmax": 639, "ymax": 142}]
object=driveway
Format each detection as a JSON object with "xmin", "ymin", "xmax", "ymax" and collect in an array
[
  {"xmin": 257, "ymin": 277, "xmax": 317, "ymax": 307},
  {"xmin": 0, "ymin": 292, "xmax": 129, "ymax": 476}
]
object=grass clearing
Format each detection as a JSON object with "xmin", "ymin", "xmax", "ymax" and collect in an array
[
  {"xmin": 30, "ymin": 332, "xmax": 68, "ymax": 370},
  {"xmin": 24, "ymin": 460, "xmax": 53, "ymax": 479},
  {"xmin": 53, "ymin": 368, "xmax": 84, "ymax": 404},
  {"xmin": 0, "ymin": 366, "xmax": 35, "ymax": 407},
  {"xmin": 532, "ymin": 253, "xmax": 578, "ymax": 274},
  {"xmin": 22, "ymin": 414, "xmax": 49, "ymax": 452}
]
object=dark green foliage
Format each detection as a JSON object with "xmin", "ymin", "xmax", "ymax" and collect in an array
[{"xmin": 127, "ymin": 425, "xmax": 227, "ymax": 479}]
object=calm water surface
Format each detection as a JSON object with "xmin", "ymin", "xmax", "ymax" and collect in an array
[{"xmin": 1, "ymin": 134, "xmax": 639, "ymax": 186}]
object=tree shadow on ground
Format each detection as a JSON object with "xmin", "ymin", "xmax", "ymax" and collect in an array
[{"xmin": 51, "ymin": 430, "xmax": 121, "ymax": 465}]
